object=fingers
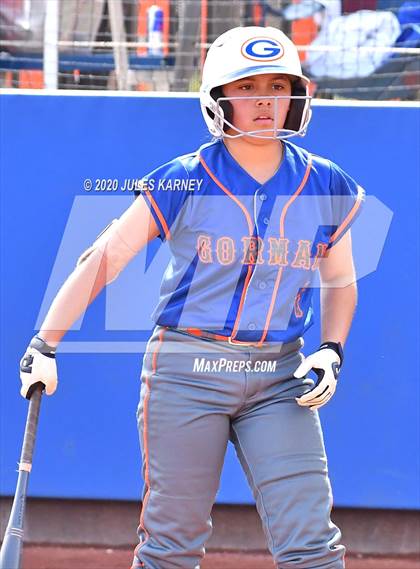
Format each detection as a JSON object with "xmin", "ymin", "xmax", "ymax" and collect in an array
[
  {"xmin": 306, "ymin": 383, "xmax": 335, "ymax": 406},
  {"xmin": 293, "ymin": 356, "xmax": 314, "ymax": 379},
  {"xmin": 21, "ymin": 378, "xmax": 56, "ymax": 399},
  {"xmin": 295, "ymin": 370, "xmax": 336, "ymax": 410},
  {"xmin": 296, "ymin": 382, "xmax": 335, "ymax": 406},
  {"xmin": 23, "ymin": 381, "xmax": 47, "ymax": 400},
  {"xmin": 296, "ymin": 380, "xmax": 335, "ymax": 406},
  {"xmin": 296, "ymin": 369, "xmax": 336, "ymax": 402},
  {"xmin": 45, "ymin": 381, "xmax": 57, "ymax": 396},
  {"xmin": 309, "ymin": 391, "xmax": 334, "ymax": 411}
]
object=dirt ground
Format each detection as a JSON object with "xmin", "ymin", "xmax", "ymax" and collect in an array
[{"xmin": 22, "ymin": 546, "xmax": 420, "ymax": 569}]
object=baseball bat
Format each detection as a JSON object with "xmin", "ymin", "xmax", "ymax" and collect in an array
[{"xmin": 0, "ymin": 382, "xmax": 44, "ymax": 569}]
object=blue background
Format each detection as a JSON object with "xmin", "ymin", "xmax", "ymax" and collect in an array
[{"xmin": 0, "ymin": 93, "xmax": 419, "ymax": 509}]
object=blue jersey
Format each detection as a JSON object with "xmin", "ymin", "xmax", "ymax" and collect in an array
[{"xmin": 140, "ymin": 139, "xmax": 364, "ymax": 345}]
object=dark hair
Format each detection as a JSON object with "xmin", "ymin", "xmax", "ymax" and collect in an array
[{"xmin": 208, "ymin": 86, "xmax": 233, "ymax": 132}]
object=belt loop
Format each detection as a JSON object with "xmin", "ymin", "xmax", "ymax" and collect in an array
[{"xmin": 228, "ymin": 336, "xmax": 261, "ymax": 348}]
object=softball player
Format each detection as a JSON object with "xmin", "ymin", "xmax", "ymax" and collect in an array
[{"xmin": 20, "ymin": 26, "xmax": 364, "ymax": 569}]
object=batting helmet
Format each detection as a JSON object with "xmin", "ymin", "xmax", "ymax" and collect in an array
[{"xmin": 200, "ymin": 26, "xmax": 312, "ymax": 139}]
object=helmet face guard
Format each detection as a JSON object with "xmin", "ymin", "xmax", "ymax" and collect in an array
[
  {"xmin": 200, "ymin": 26, "xmax": 313, "ymax": 140},
  {"xmin": 204, "ymin": 92, "xmax": 312, "ymax": 140}
]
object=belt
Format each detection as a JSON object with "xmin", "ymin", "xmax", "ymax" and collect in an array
[
  {"xmin": 164, "ymin": 326, "xmax": 303, "ymax": 356},
  {"xmin": 167, "ymin": 326, "xmax": 263, "ymax": 347}
]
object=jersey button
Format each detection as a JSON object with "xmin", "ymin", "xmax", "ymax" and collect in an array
[
  {"xmin": 248, "ymin": 322, "xmax": 256, "ymax": 331},
  {"xmin": 263, "ymin": 217, "xmax": 269, "ymax": 225},
  {"xmin": 258, "ymin": 281, "xmax": 267, "ymax": 290},
  {"xmin": 259, "ymin": 194, "xmax": 267, "ymax": 202}
]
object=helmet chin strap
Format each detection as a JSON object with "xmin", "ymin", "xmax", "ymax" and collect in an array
[{"xmin": 214, "ymin": 95, "xmax": 311, "ymax": 140}]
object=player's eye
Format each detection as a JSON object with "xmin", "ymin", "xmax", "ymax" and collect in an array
[
  {"xmin": 238, "ymin": 84, "xmax": 252, "ymax": 91},
  {"xmin": 273, "ymin": 83, "xmax": 286, "ymax": 90}
]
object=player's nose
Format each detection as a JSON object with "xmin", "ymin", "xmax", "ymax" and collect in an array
[{"xmin": 256, "ymin": 96, "xmax": 272, "ymax": 107}]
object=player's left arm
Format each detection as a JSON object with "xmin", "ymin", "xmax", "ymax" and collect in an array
[
  {"xmin": 294, "ymin": 230, "xmax": 357, "ymax": 410},
  {"xmin": 319, "ymin": 229, "xmax": 357, "ymax": 346}
]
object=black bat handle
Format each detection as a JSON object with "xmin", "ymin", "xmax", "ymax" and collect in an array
[
  {"xmin": 20, "ymin": 382, "xmax": 43, "ymax": 468},
  {"xmin": 0, "ymin": 383, "xmax": 44, "ymax": 569}
]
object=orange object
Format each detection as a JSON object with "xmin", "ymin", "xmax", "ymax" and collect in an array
[
  {"xmin": 3, "ymin": 71, "xmax": 13, "ymax": 87},
  {"xmin": 19, "ymin": 70, "xmax": 44, "ymax": 89},
  {"xmin": 290, "ymin": 0, "xmax": 319, "ymax": 63},
  {"xmin": 137, "ymin": 0, "xmax": 170, "ymax": 56},
  {"xmin": 136, "ymin": 81, "xmax": 153, "ymax": 91},
  {"xmin": 291, "ymin": 18, "xmax": 318, "ymax": 62},
  {"xmin": 200, "ymin": 0, "xmax": 208, "ymax": 70},
  {"xmin": 253, "ymin": 1, "xmax": 264, "ymax": 26}
]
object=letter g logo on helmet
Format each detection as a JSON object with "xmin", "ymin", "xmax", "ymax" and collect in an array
[{"xmin": 241, "ymin": 37, "xmax": 284, "ymax": 61}]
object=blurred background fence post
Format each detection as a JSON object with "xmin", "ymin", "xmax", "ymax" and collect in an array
[
  {"xmin": 172, "ymin": 0, "xmax": 201, "ymax": 91},
  {"xmin": 43, "ymin": 0, "xmax": 59, "ymax": 88},
  {"xmin": 107, "ymin": 0, "xmax": 130, "ymax": 90}
]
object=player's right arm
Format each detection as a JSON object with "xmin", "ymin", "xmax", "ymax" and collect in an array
[{"xmin": 19, "ymin": 196, "xmax": 159, "ymax": 399}]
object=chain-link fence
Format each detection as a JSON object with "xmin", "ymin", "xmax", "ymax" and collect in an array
[{"xmin": 0, "ymin": 0, "xmax": 419, "ymax": 99}]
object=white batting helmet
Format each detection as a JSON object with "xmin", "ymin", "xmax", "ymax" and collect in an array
[{"xmin": 200, "ymin": 26, "xmax": 312, "ymax": 139}]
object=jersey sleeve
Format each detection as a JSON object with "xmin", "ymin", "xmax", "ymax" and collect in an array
[
  {"xmin": 138, "ymin": 158, "xmax": 190, "ymax": 242},
  {"xmin": 328, "ymin": 161, "xmax": 365, "ymax": 249}
]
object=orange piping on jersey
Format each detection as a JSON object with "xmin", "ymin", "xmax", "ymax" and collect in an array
[
  {"xmin": 199, "ymin": 155, "xmax": 257, "ymax": 343},
  {"xmin": 257, "ymin": 155, "xmax": 313, "ymax": 346},
  {"xmin": 329, "ymin": 185, "xmax": 364, "ymax": 245},
  {"xmin": 199, "ymin": 155, "xmax": 254, "ymax": 233},
  {"xmin": 294, "ymin": 280, "xmax": 311, "ymax": 319},
  {"xmin": 132, "ymin": 327, "xmax": 166, "ymax": 567},
  {"xmin": 144, "ymin": 189, "xmax": 171, "ymax": 241},
  {"xmin": 294, "ymin": 290, "xmax": 304, "ymax": 318}
]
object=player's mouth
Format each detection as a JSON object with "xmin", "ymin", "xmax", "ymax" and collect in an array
[{"xmin": 254, "ymin": 115, "xmax": 273, "ymax": 123}]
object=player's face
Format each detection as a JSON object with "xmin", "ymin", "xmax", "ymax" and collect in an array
[{"xmin": 222, "ymin": 73, "xmax": 292, "ymax": 139}]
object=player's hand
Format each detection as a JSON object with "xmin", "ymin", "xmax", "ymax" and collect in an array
[
  {"xmin": 294, "ymin": 342, "xmax": 343, "ymax": 411},
  {"xmin": 20, "ymin": 336, "xmax": 58, "ymax": 399}
]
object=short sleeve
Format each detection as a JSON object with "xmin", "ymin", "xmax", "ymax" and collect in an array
[
  {"xmin": 137, "ymin": 158, "xmax": 190, "ymax": 242},
  {"xmin": 328, "ymin": 161, "xmax": 365, "ymax": 249}
]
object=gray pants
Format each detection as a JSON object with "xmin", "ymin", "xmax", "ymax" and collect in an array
[{"xmin": 132, "ymin": 326, "xmax": 345, "ymax": 569}]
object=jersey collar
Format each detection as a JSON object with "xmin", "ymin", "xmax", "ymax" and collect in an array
[{"xmin": 199, "ymin": 139, "xmax": 302, "ymax": 198}]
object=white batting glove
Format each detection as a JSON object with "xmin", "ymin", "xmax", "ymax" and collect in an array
[
  {"xmin": 20, "ymin": 336, "xmax": 58, "ymax": 399},
  {"xmin": 294, "ymin": 342, "xmax": 343, "ymax": 411}
]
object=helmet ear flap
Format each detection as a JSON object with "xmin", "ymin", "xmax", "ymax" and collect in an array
[
  {"xmin": 284, "ymin": 81, "xmax": 307, "ymax": 132},
  {"xmin": 209, "ymin": 86, "xmax": 234, "ymax": 132}
]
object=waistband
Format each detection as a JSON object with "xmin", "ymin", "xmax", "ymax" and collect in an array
[
  {"xmin": 175, "ymin": 327, "xmax": 244, "ymax": 345},
  {"xmin": 164, "ymin": 326, "xmax": 304, "ymax": 354}
]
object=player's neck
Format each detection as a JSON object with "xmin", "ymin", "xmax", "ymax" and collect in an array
[{"xmin": 223, "ymin": 138, "xmax": 284, "ymax": 185}]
